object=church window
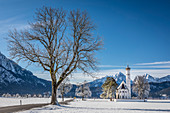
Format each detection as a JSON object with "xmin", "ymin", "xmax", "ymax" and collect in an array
[{"xmin": 122, "ymin": 84, "xmax": 125, "ymax": 89}]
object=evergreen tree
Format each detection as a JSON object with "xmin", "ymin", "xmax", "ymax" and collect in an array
[{"xmin": 100, "ymin": 77, "xmax": 118, "ymax": 101}]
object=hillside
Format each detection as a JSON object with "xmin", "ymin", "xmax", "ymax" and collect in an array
[
  {"xmin": 149, "ymin": 81, "xmax": 170, "ymax": 98},
  {"xmin": 0, "ymin": 52, "xmax": 51, "ymax": 95}
]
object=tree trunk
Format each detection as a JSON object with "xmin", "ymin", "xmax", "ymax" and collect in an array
[
  {"xmin": 51, "ymin": 80, "xmax": 57, "ymax": 105},
  {"xmin": 82, "ymin": 95, "xmax": 84, "ymax": 101},
  {"xmin": 82, "ymin": 84, "xmax": 84, "ymax": 101},
  {"xmin": 62, "ymin": 93, "xmax": 64, "ymax": 102},
  {"xmin": 62, "ymin": 86, "xmax": 64, "ymax": 102}
]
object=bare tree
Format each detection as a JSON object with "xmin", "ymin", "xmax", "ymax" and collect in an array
[
  {"xmin": 75, "ymin": 80, "xmax": 92, "ymax": 100},
  {"xmin": 132, "ymin": 75, "xmax": 150, "ymax": 99},
  {"xmin": 57, "ymin": 77, "xmax": 72, "ymax": 101},
  {"xmin": 7, "ymin": 7, "xmax": 103, "ymax": 105}
]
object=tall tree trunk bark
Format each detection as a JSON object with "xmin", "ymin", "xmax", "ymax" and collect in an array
[
  {"xmin": 62, "ymin": 93, "xmax": 64, "ymax": 102},
  {"xmin": 82, "ymin": 84, "xmax": 84, "ymax": 101},
  {"xmin": 62, "ymin": 86, "xmax": 64, "ymax": 101},
  {"xmin": 82, "ymin": 95, "xmax": 84, "ymax": 101},
  {"xmin": 51, "ymin": 80, "xmax": 57, "ymax": 105}
]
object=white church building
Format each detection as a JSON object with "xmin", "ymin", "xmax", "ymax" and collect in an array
[{"xmin": 116, "ymin": 65, "xmax": 131, "ymax": 99}]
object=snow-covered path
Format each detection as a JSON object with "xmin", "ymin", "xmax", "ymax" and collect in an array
[{"xmin": 17, "ymin": 99, "xmax": 170, "ymax": 113}]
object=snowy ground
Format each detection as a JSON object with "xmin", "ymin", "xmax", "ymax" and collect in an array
[
  {"xmin": 0, "ymin": 97, "xmax": 67, "ymax": 107},
  {"xmin": 14, "ymin": 99, "xmax": 170, "ymax": 113}
]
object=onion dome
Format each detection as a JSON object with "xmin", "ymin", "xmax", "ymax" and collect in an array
[{"xmin": 126, "ymin": 65, "xmax": 130, "ymax": 70}]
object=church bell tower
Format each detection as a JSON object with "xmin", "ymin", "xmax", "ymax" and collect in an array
[{"xmin": 126, "ymin": 65, "xmax": 131, "ymax": 99}]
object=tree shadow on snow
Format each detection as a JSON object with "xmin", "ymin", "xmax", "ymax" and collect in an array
[
  {"xmin": 147, "ymin": 101, "xmax": 170, "ymax": 103},
  {"xmin": 62, "ymin": 106, "xmax": 170, "ymax": 112}
]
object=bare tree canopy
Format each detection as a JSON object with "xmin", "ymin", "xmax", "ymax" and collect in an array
[
  {"xmin": 57, "ymin": 77, "xmax": 72, "ymax": 102},
  {"xmin": 7, "ymin": 6, "xmax": 103, "ymax": 105},
  {"xmin": 132, "ymin": 75, "xmax": 150, "ymax": 99},
  {"xmin": 75, "ymin": 80, "xmax": 92, "ymax": 100}
]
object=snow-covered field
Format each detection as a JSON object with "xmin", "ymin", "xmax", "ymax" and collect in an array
[
  {"xmin": 0, "ymin": 97, "xmax": 67, "ymax": 107},
  {"xmin": 13, "ymin": 99, "xmax": 170, "ymax": 113}
]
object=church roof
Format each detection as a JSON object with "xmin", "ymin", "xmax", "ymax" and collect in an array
[{"xmin": 117, "ymin": 81, "xmax": 128, "ymax": 90}]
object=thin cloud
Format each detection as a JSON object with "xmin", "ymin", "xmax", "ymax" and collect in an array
[
  {"xmin": 0, "ymin": 17, "xmax": 19, "ymax": 24},
  {"xmin": 98, "ymin": 65, "xmax": 170, "ymax": 69},
  {"xmin": 69, "ymin": 68, "xmax": 170, "ymax": 83},
  {"xmin": 32, "ymin": 67, "xmax": 170, "ymax": 84},
  {"xmin": 135, "ymin": 61, "xmax": 170, "ymax": 65},
  {"xmin": 131, "ymin": 65, "xmax": 170, "ymax": 69},
  {"xmin": 0, "ymin": 15, "xmax": 29, "ymax": 34},
  {"xmin": 97, "ymin": 65, "xmax": 124, "ymax": 68}
]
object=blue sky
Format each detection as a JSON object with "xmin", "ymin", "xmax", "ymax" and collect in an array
[{"xmin": 0, "ymin": 0, "xmax": 170, "ymax": 83}]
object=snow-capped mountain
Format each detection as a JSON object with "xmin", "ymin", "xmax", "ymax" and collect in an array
[
  {"xmin": 0, "ymin": 52, "xmax": 51, "ymax": 95},
  {"xmin": 90, "ymin": 73, "xmax": 170, "ymax": 88},
  {"xmin": 114, "ymin": 72, "xmax": 127, "ymax": 85},
  {"xmin": 66, "ymin": 73, "xmax": 170, "ymax": 98},
  {"xmin": 88, "ymin": 72, "xmax": 129, "ymax": 97},
  {"xmin": 87, "ymin": 72, "xmax": 170, "ymax": 98},
  {"xmin": 145, "ymin": 74, "xmax": 158, "ymax": 83},
  {"xmin": 89, "ymin": 72, "xmax": 131, "ymax": 87},
  {"xmin": 157, "ymin": 75, "xmax": 170, "ymax": 83},
  {"xmin": 89, "ymin": 72, "xmax": 170, "ymax": 89},
  {"xmin": 144, "ymin": 73, "xmax": 170, "ymax": 83}
]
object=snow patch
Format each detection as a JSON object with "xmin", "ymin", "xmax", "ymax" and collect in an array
[{"xmin": 16, "ymin": 99, "xmax": 170, "ymax": 113}]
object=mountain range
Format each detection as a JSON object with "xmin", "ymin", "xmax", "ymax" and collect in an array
[
  {"xmin": 0, "ymin": 52, "xmax": 51, "ymax": 95},
  {"xmin": 85, "ymin": 72, "xmax": 170, "ymax": 98},
  {"xmin": 145, "ymin": 73, "xmax": 170, "ymax": 83},
  {"xmin": 0, "ymin": 52, "xmax": 169, "ymax": 98}
]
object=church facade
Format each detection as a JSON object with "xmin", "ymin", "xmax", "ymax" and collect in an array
[{"xmin": 116, "ymin": 65, "xmax": 131, "ymax": 99}]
